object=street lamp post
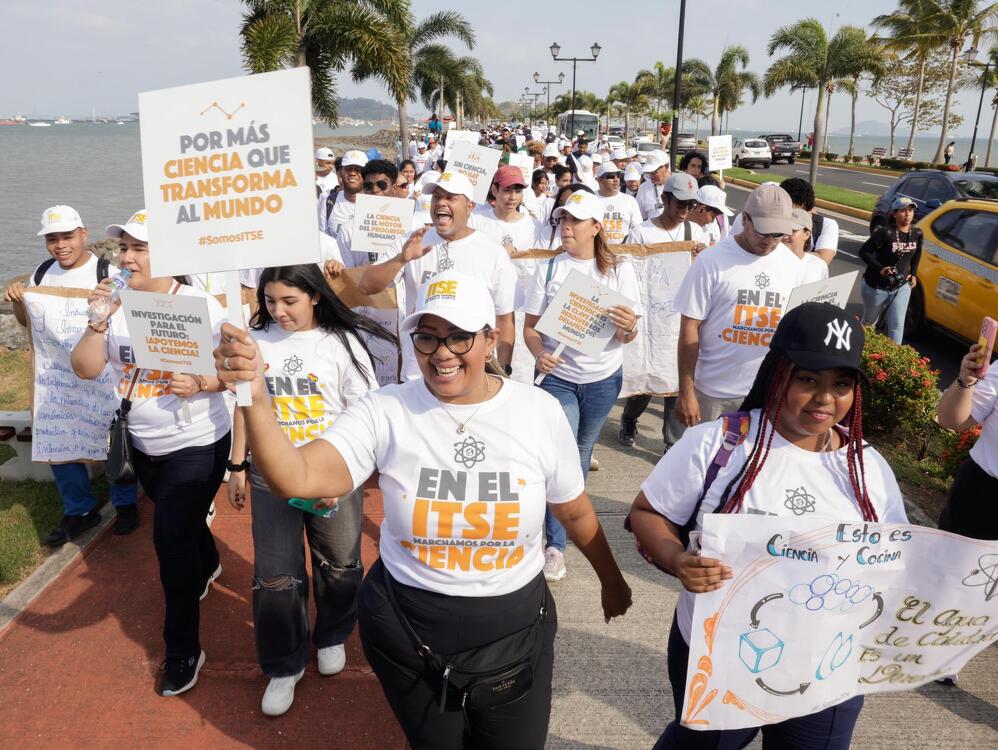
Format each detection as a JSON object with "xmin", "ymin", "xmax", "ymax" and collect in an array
[
  {"xmin": 962, "ymin": 46, "xmax": 991, "ymax": 169},
  {"xmin": 534, "ymin": 71, "xmax": 565, "ymax": 128},
  {"xmin": 549, "ymin": 42, "xmax": 601, "ymax": 137},
  {"xmin": 525, "ymin": 86, "xmax": 545, "ymax": 129},
  {"xmin": 669, "ymin": 0, "xmax": 687, "ymax": 166}
]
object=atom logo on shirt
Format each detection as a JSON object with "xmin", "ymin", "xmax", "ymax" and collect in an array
[
  {"xmin": 784, "ymin": 486, "xmax": 817, "ymax": 515},
  {"xmin": 282, "ymin": 354, "xmax": 303, "ymax": 376},
  {"xmin": 454, "ymin": 435, "xmax": 487, "ymax": 468},
  {"xmin": 754, "ymin": 272, "xmax": 771, "ymax": 289}
]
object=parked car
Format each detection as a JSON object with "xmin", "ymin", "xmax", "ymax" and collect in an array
[
  {"xmin": 733, "ymin": 138, "xmax": 772, "ymax": 169},
  {"xmin": 906, "ymin": 198, "xmax": 998, "ymax": 341},
  {"xmin": 870, "ymin": 170, "xmax": 998, "ymax": 234},
  {"xmin": 758, "ymin": 133, "xmax": 801, "ymax": 163},
  {"xmin": 671, "ymin": 132, "xmax": 696, "ymax": 154},
  {"xmin": 608, "ymin": 126, "xmax": 624, "ymax": 137},
  {"xmin": 606, "ymin": 134, "xmax": 625, "ymax": 150}
]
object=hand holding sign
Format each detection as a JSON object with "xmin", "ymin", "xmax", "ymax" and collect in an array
[{"xmin": 214, "ymin": 322, "xmax": 268, "ymax": 401}]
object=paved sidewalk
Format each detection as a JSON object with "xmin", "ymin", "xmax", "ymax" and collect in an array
[{"xmin": 1, "ymin": 402, "xmax": 996, "ymax": 748}]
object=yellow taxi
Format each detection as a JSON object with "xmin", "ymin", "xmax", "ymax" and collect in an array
[{"xmin": 909, "ymin": 198, "xmax": 998, "ymax": 341}]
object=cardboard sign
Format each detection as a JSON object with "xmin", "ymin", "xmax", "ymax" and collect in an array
[
  {"xmin": 443, "ymin": 129, "xmax": 480, "ymax": 160},
  {"xmin": 351, "ymin": 194, "xmax": 415, "ymax": 256},
  {"xmin": 708, "ymin": 134, "xmax": 733, "ymax": 171},
  {"xmin": 534, "ymin": 269, "xmax": 637, "ymax": 358},
  {"xmin": 446, "ymin": 141, "xmax": 502, "ymax": 204},
  {"xmin": 119, "ymin": 290, "xmax": 217, "ymax": 375},
  {"xmin": 507, "ymin": 152, "xmax": 535, "ymax": 186},
  {"xmin": 684, "ymin": 514, "xmax": 998, "ymax": 731},
  {"xmin": 785, "ymin": 271, "xmax": 858, "ymax": 314},
  {"xmin": 139, "ymin": 67, "xmax": 320, "ymax": 277}
]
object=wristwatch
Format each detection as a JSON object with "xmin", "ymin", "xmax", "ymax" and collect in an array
[{"xmin": 226, "ymin": 458, "xmax": 250, "ymax": 472}]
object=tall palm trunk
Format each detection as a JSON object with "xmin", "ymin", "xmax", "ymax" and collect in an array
[
  {"xmin": 907, "ymin": 55, "xmax": 928, "ymax": 152},
  {"xmin": 711, "ymin": 94, "xmax": 721, "ymax": 136},
  {"xmin": 808, "ymin": 78, "xmax": 829, "ymax": 185},
  {"xmin": 847, "ymin": 80, "xmax": 859, "ymax": 157},
  {"xmin": 987, "ymin": 93, "xmax": 998, "ymax": 166},
  {"xmin": 398, "ymin": 99, "xmax": 409, "ymax": 163},
  {"xmin": 821, "ymin": 86, "xmax": 833, "ymax": 155},
  {"xmin": 934, "ymin": 41, "xmax": 963, "ymax": 164}
]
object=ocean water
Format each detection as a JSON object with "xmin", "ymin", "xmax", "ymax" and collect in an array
[{"xmin": 0, "ymin": 122, "xmax": 384, "ymax": 279}]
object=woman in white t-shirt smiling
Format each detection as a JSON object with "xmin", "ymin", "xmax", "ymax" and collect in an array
[
  {"xmin": 71, "ymin": 210, "xmax": 232, "ymax": 699},
  {"xmin": 628, "ymin": 303, "xmax": 907, "ymax": 749},
  {"xmin": 227, "ymin": 263, "xmax": 394, "ymax": 717},
  {"xmin": 523, "ymin": 190, "xmax": 642, "ymax": 582},
  {"xmin": 213, "ymin": 270, "xmax": 631, "ymax": 749}
]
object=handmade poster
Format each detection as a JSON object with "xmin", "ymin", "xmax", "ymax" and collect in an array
[
  {"xmin": 507, "ymin": 152, "xmax": 535, "ymax": 186},
  {"xmin": 534, "ymin": 269, "xmax": 637, "ymax": 358},
  {"xmin": 784, "ymin": 271, "xmax": 858, "ymax": 314},
  {"xmin": 708, "ymin": 134, "xmax": 733, "ymax": 172},
  {"xmin": 119, "ymin": 290, "xmax": 217, "ymax": 375},
  {"xmin": 139, "ymin": 67, "xmax": 320, "ymax": 277},
  {"xmin": 23, "ymin": 288, "xmax": 117, "ymax": 463},
  {"xmin": 351, "ymin": 194, "xmax": 416, "ymax": 256},
  {"xmin": 446, "ymin": 141, "xmax": 502, "ymax": 203},
  {"xmin": 683, "ymin": 514, "xmax": 998, "ymax": 731},
  {"xmin": 443, "ymin": 129, "xmax": 480, "ymax": 160}
]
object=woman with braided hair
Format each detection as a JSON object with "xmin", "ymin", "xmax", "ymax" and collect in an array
[{"xmin": 628, "ymin": 302, "xmax": 908, "ymax": 749}]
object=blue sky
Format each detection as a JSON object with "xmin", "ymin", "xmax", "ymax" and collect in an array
[{"xmin": 0, "ymin": 0, "xmax": 990, "ymax": 136}]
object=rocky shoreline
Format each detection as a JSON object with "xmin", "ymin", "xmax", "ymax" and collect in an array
[{"xmin": 315, "ymin": 127, "xmax": 400, "ymax": 161}]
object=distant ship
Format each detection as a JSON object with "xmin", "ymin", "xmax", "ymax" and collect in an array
[
  {"xmin": 54, "ymin": 116, "xmax": 71, "ymax": 125},
  {"xmin": 0, "ymin": 114, "xmax": 27, "ymax": 126},
  {"xmin": 28, "ymin": 121, "xmax": 52, "ymax": 127}
]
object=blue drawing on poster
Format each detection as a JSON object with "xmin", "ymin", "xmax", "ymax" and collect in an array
[{"xmin": 739, "ymin": 628, "xmax": 785, "ymax": 674}]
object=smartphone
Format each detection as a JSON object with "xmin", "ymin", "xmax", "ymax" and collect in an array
[
  {"xmin": 979, "ymin": 316, "xmax": 997, "ymax": 377},
  {"xmin": 288, "ymin": 497, "xmax": 338, "ymax": 518}
]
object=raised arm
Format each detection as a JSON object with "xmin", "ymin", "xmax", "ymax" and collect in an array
[{"xmin": 357, "ymin": 226, "xmax": 431, "ymax": 295}]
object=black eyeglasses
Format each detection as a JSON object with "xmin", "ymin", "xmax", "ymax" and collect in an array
[
  {"xmin": 364, "ymin": 179, "xmax": 392, "ymax": 193},
  {"xmin": 672, "ymin": 198, "xmax": 699, "ymax": 210},
  {"xmin": 410, "ymin": 328, "xmax": 485, "ymax": 355}
]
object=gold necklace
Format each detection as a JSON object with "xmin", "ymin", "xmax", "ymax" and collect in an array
[{"xmin": 437, "ymin": 376, "xmax": 493, "ymax": 434}]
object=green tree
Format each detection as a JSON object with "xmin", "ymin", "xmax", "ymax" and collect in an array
[
  {"xmin": 686, "ymin": 95, "xmax": 711, "ymax": 142},
  {"xmin": 609, "ymin": 80, "xmax": 650, "ymax": 141},
  {"xmin": 240, "ymin": 0, "xmax": 411, "ymax": 124},
  {"xmin": 708, "ymin": 45, "xmax": 760, "ymax": 135},
  {"xmin": 978, "ymin": 47, "xmax": 998, "ymax": 164},
  {"xmin": 836, "ymin": 28, "xmax": 887, "ymax": 156},
  {"xmin": 417, "ymin": 52, "xmax": 492, "ymax": 129}
]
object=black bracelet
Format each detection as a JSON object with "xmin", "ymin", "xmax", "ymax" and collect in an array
[
  {"xmin": 956, "ymin": 377, "xmax": 977, "ymax": 389},
  {"xmin": 226, "ymin": 458, "xmax": 251, "ymax": 472}
]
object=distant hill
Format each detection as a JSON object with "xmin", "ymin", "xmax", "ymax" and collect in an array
[
  {"xmin": 337, "ymin": 97, "xmax": 398, "ymax": 120},
  {"xmin": 831, "ymin": 120, "xmax": 893, "ymax": 136}
]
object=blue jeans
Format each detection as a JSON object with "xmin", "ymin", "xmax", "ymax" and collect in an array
[
  {"xmin": 50, "ymin": 462, "xmax": 137, "ymax": 516},
  {"xmin": 860, "ymin": 278, "xmax": 911, "ymax": 344},
  {"xmin": 538, "ymin": 368, "xmax": 622, "ymax": 551}
]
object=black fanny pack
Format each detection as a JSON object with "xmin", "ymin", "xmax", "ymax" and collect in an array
[{"xmin": 383, "ymin": 571, "xmax": 547, "ymax": 712}]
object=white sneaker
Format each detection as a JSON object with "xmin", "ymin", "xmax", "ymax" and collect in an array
[
  {"xmin": 543, "ymin": 547, "xmax": 567, "ymax": 582},
  {"xmin": 206, "ymin": 500, "xmax": 216, "ymax": 527},
  {"xmin": 589, "ymin": 457, "xmax": 600, "ymax": 471},
  {"xmin": 317, "ymin": 644, "xmax": 346, "ymax": 675},
  {"xmin": 261, "ymin": 669, "xmax": 305, "ymax": 716},
  {"xmin": 200, "ymin": 563, "xmax": 222, "ymax": 601}
]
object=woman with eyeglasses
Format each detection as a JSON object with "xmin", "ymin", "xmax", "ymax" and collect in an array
[{"xmin": 213, "ymin": 270, "xmax": 631, "ymax": 749}]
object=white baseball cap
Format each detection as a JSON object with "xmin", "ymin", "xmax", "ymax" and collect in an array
[
  {"xmin": 642, "ymin": 149, "xmax": 669, "ymax": 172},
  {"xmin": 697, "ymin": 185, "xmax": 734, "ymax": 216},
  {"xmin": 663, "ymin": 172, "xmax": 699, "ymax": 201},
  {"xmin": 342, "ymin": 149, "xmax": 368, "ymax": 168},
  {"xmin": 610, "ymin": 148, "xmax": 628, "ymax": 161},
  {"xmin": 421, "ymin": 170, "xmax": 476, "ymax": 202},
  {"xmin": 37, "ymin": 205, "xmax": 85, "ymax": 236},
  {"xmin": 578, "ymin": 155, "xmax": 593, "ymax": 173},
  {"xmin": 591, "ymin": 152, "xmax": 604, "ymax": 164},
  {"xmin": 542, "ymin": 143, "xmax": 559, "ymax": 158},
  {"xmin": 401, "ymin": 271, "xmax": 496, "ymax": 334},
  {"xmin": 626, "ymin": 147, "xmax": 638, "ymax": 158},
  {"xmin": 314, "ymin": 147, "xmax": 335, "ymax": 161},
  {"xmin": 597, "ymin": 162, "xmax": 621, "ymax": 178},
  {"xmin": 553, "ymin": 190, "xmax": 605, "ymax": 222},
  {"xmin": 105, "ymin": 209, "xmax": 149, "ymax": 242},
  {"xmin": 623, "ymin": 163, "xmax": 643, "ymax": 182}
]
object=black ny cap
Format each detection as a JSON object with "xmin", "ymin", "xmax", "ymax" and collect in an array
[{"xmin": 770, "ymin": 302, "xmax": 866, "ymax": 377}]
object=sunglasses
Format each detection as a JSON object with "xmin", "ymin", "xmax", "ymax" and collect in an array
[
  {"xmin": 364, "ymin": 179, "xmax": 392, "ymax": 192},
  {"xmin": 396, "ymin": 181, "xmax": 410, "ymax": 189},
  {"xmin": 672, "ymin": 198, "xmax": 699, "ymax": 210},
  {"xmin": 410, "ymin": 328, "xmax": 485, "ymax": 356},
  {"xmin": 746, "ymin": 216, "xmax": 787, "ymax": 240}
]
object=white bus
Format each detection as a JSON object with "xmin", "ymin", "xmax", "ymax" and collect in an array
[{"xmin": 557, "ymin": 110, "xmax": 599, "ymax": 141}]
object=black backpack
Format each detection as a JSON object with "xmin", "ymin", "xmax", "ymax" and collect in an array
[
  {"xmin": 324, "ymin": 186, "xmax": 342, "ymax": 225},
  {"xmin": 806, "ymin": 214, "xmax": 824, "ymax": 253},
  {"xmin": 33, "ymin": 255, "xmax": 110, "ymax": 286}
]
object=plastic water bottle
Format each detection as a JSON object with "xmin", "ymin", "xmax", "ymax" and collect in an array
[{"xmin": 88, "ymin": 268, "xmax": 132, "ymax": 323}]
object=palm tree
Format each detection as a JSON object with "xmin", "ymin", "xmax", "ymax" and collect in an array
[
  {"xmin": 765, "ymin": 20, "xmax": 873, "ymax": 183},
  {"xmin": 708, "ymin": 46, "xmax": 757, "ymax": 135},
  {"xmin": 920, "ymin": 0, "xmax": 998, "ymax": 162},
  {"xmin": 609, "ymin": 80, "xmax": 650, "ymax": 141},
  {"xmin": 686, "ymin": 95, "xmax": 711, "ymax": 142},
  {"xmin": 240, "ymin": 0, "xmax": 411, "ymax": 123},
  {"xmin": 636, "ymin": 58, "xmax": 712, "ymax": 131},
  {"xmin": 836, "ymin": 28, "xmax": 887, "ymax": 156},
  {"xmin": 417, "ymin": 52, "xmax": 492, "ymax": 128},
  {"xmin": 635, "ymin": 61, "xmax": 674, "ymax": 120},
  {"xmin": 979, "ymin": 47, "xmax": 998, "ymax": 164}
]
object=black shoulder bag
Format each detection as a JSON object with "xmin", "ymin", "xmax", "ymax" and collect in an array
[{"xmin": 106, "ymin": 368, "xmax": 142, "ymax": 485}]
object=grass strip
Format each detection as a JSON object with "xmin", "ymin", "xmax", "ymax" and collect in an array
[{"xmin": 725, "ymin": 167, "xmax": 877, "ymax": 212}]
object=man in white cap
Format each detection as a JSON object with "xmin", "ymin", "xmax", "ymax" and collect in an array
[
  {"xmin": 690, "ymin": 185, "xmax": 734, "ymax": 245},
  {"xmin": 359, "ymin": 170, "xmax": 517, "ymax": 380},
  {"xmin": 623, "ymin": 162, "xmax": 643, "ymax": 197},
  {"xmin": 3, "ymin": 206, "xmax": 139, "ymax": 541},
  {"xmin": 672, "ymin": 183, "xmax": 805, "ymax": 434},
  {"xmin": 594, "ymin": 163, "xmax": 642, "ymax": 244},
  {"xmin": 322, "ymin": 149, "xmax": 368, "ymax": 239},
  {"xmin": 610, "ymin": 149, "xmax": 629, "ymax": 170},
  {"xmin": 314, "ymin": 147, "xmax": 338, "ymax": 192},
  {"xmin": 413, "ymin": 142, "xmax": 431, "ymax": 174},
  {"xmin": 634, "ymin": 149, "xmax": 671, "ymax": 220},
  {"xmin": 542, "ymin": 143, "xmax": 560, "ymax": 194}
]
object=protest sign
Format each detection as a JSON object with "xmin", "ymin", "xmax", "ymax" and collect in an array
[
  {"xmin": 350, "ymin": 194, "xmax": 415, "ymax": 256},
  {"xmin": 507, "ymin": 152, "xmax": 535, "ymax": 186},
  {"xmin": 708, "ymin": 135, "xmax": 733, "ymax": 172},
  {"xmin": 443, "ymin": 129, "xmax": 480, "ymax": 160},
  {"xmin": 23, "ymin": 288, "xmax": 117, "ymax": 463},
  {"xmin": 534, "ymin": 269, "xmax": 637, "ymax": 358},
  {"xmin": 119, "ymin": 290, "xmax": 217, "ymax": 375},
  {"xmin": 329, "ymin": 267, "xmax": 401, "ymax": 387},
  {"xmin": 785, "ymin": 271, "xmax": 858, "ymax": 314},
  {"xmin": 514, "ymin": 134, "xmax": 526, "ymax": 150},
  {"xmin": 683, "ymin": 514, "xmax": 998, "ymax": 731},
  {"xmin": 139, "ymin": 67, "xmax": 320, "ymax": 277},
  {"xmin": 446, "ymin": 141, "xmax": 502, "ymax": 203}
]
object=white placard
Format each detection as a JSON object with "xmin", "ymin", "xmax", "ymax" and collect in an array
[
  {"xmin": 446, "ymin": 141, "xmax": 502, "ymax": 204},
  {"xmin": 139, "ymin": 67, "xmax": 320, "ymax": 277},
  {"xmin": 351, "ymin": 194, "xmax": 416, "ymax": 256},
  {"xmin": 708, "ymin": 134, "xmax": 733, "ymax": 171},
  {"xmin": 514, "ymin": 134, "xmax": 526, "ymax": 150},
  {"xmin": 534, "ymin": 269, "xmax": 636, "ymax": 358},
  {"xmin": 684, "ymin": 514, "xmax": 998, "ymax": 731},
  {"xmin": 785, "ymin": 271, "xmax": 858, "ymax": 314},
  {"xmin": 443, "ymin": 129, "xmax": 480, "ymax": 160},
  {"xmin": 507, "ymin": 152, "xmax": 535, "ymax": 186},
  {"xmin": 119, "ymin": 290, "xmax": 217, "ymax": 375},
  {"xmin": 24, "ymin": 289, "xmax": 118, "ymax": 463}
]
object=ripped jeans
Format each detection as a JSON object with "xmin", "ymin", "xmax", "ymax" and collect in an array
[{"xmin": 250, "ymin": 469, "xmax": 365, "ymax": 677}]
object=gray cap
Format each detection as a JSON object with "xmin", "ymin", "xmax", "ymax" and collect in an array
[
  {"xmin": 743, "ymin": 184, "xmax": 793, "ymax": 235},
  {"xmin": 790, "ymin": 208, "xmax": 812, "ymax": 232}
]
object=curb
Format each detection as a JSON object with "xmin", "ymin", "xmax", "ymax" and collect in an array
[{"xmin": 728, "ymin": 177, "xmax": 873, "ymax": 222}]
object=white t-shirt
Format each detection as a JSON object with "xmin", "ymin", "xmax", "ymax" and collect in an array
[
  {"xmin": 674, "ymin": 235, "xmax": 805, "ymax": 399},
  {"xmin": 636, "ymin": 178, "xmax": 664, "ymax": 220},
  {"xmin": 970, "ymin": 367, "xmax": 998, "ymax": 478},
  {"xmin": 413, "ymin": 152, "xmax": 431, "ymax": 174},
  {"xmin": 255, "ymin": 325, "xmax": 377, "ymax": 447},
  {"xmin": 701, "ymin": 220, "xmax": 722, "ymax": 246},
  {"xmin": 522, "ymin": 253, "xmax": 643, "ymax": 383},
  {"xmin": 469, "ymin": 208, "xmax": 540, "ymax": 253},
  {"xmin": 324, "ymin": 191, "xmax": 356, "ymax": 238},
  {"xmin": 627, "ymin": 218, "xmax": 708, "ymax": 246},
  {"xmin": 641, "ymin": 409, "xmax": 908, "ymax": 643},
  {"xmin": 105, "ymin": 285, "xmax": 231, "ymax": 456},
  {"xmin": 316, "ymin": 171, "xmax": 339, "ymax": 192},
  {"xmin": 797, "ymin": 251, "xmax": 830, "ymax": 284},
  {"xmin": 394, "ymin": 229, "xmax": 517, "ymax": 381},
  {"xmin": 596, "ymin": 191, "xmax": 643, "ymax": 244},
  {"xmin": 319, "ymin": 378, "xmax": 585, "ymax": 595},
  {"xmin": 28, "ymin": 252, "xmax": 103, "ymax": 289}
]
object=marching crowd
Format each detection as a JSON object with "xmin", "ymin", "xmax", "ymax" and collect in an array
[{"xmin": 3, "ymin": 119, "xmax": 996, "ymax": 750}]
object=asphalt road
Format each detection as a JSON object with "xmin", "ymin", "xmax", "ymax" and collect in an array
[
  {"xmin": 758, "ymin": 161, "xmax": 898, "ymax": 203},
  {"xmin": 722, "ymin": 184, "xmax": 966, "ymax": 384}
]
